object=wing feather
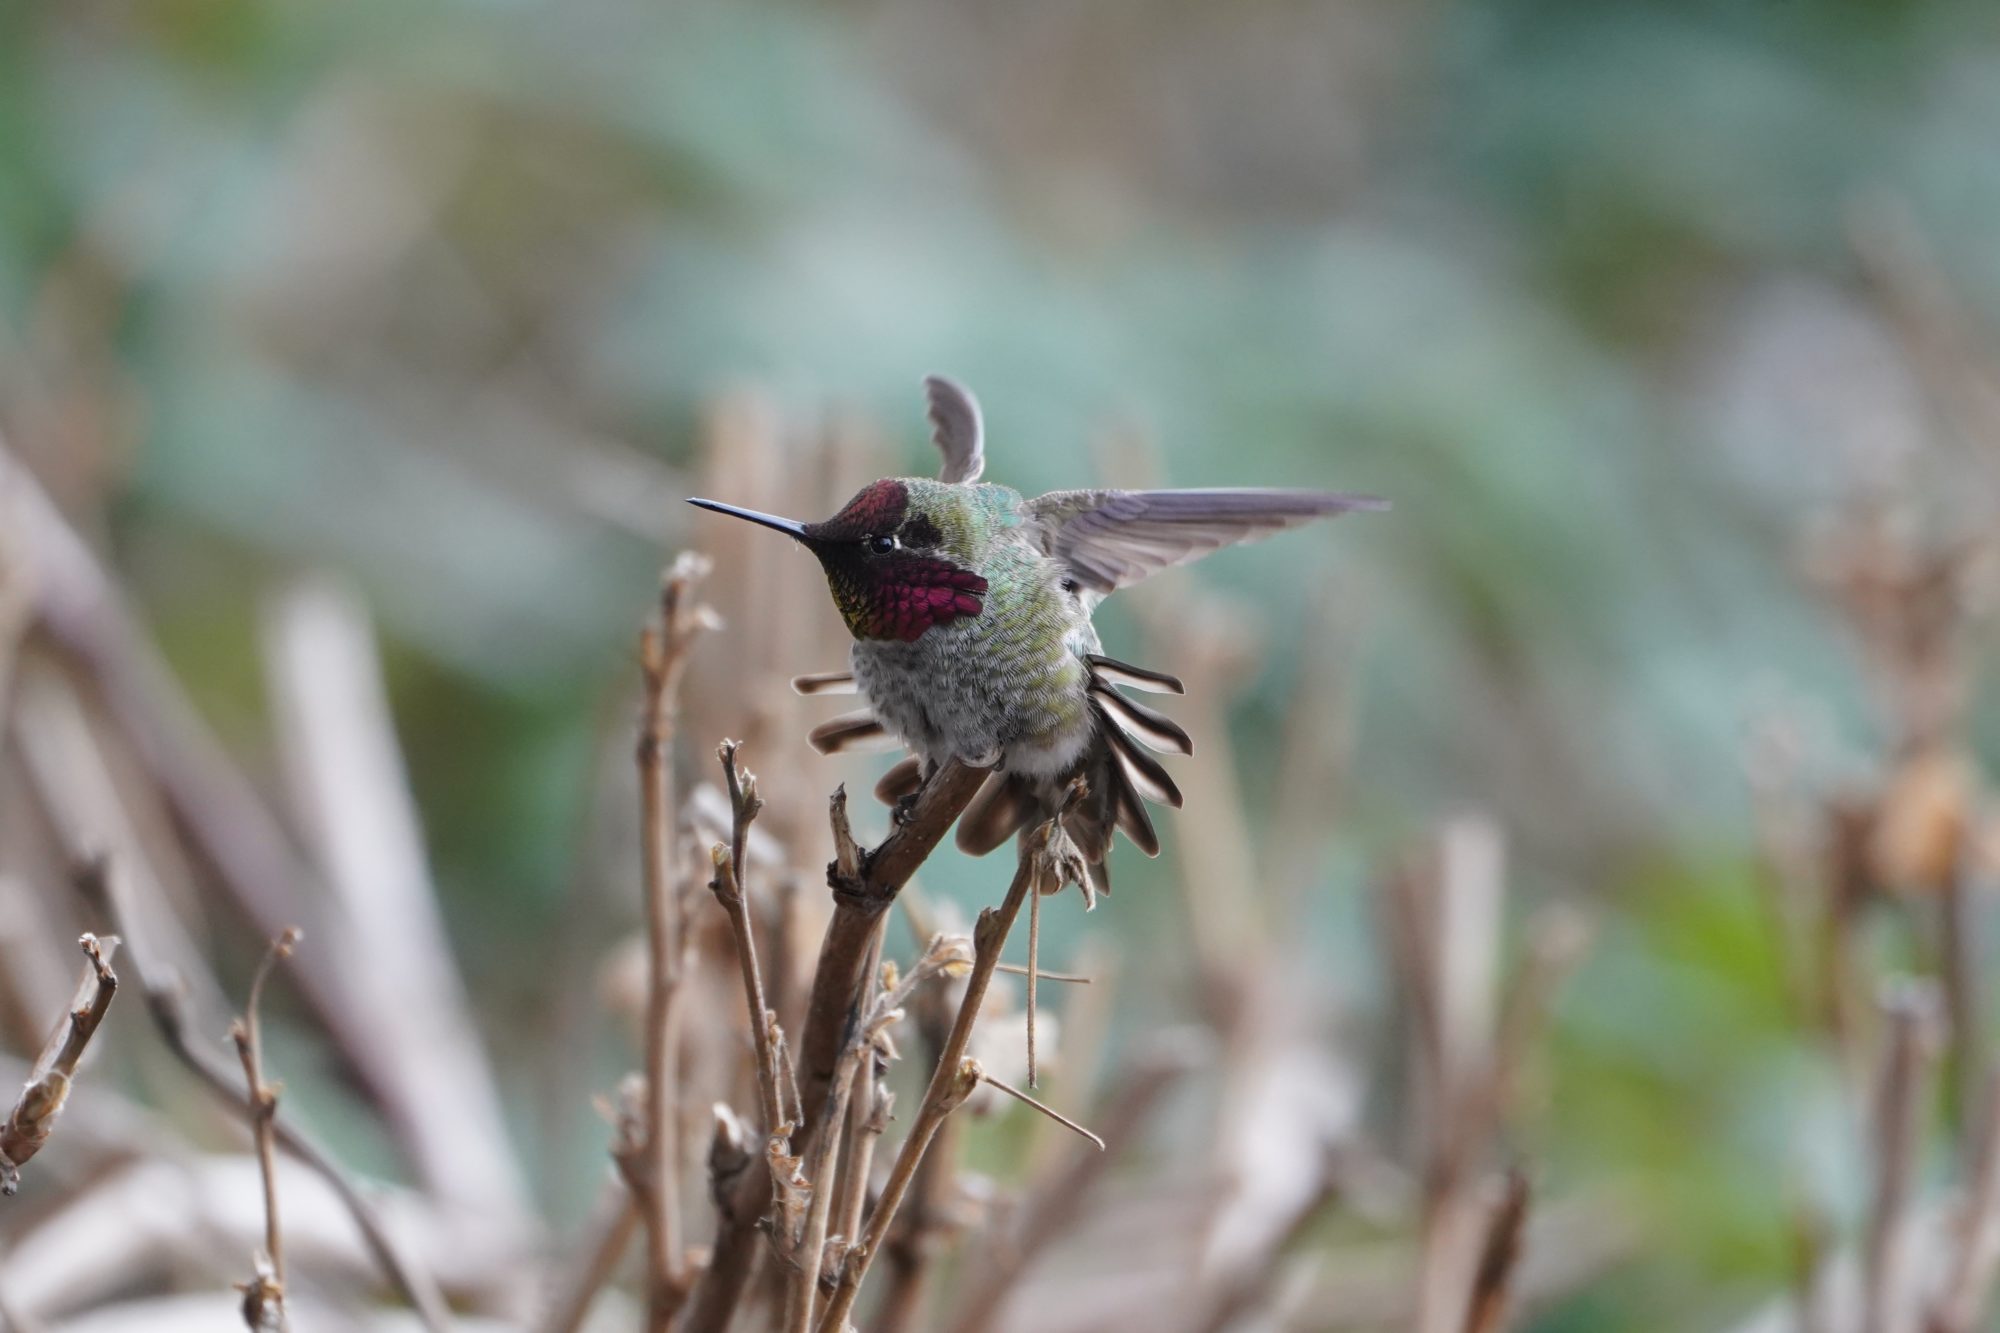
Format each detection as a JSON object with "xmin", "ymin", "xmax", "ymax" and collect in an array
[
  {"xmin": 925, "ymin": 375, "xmax": 985, "ymax": 484},
  {"xmin": 1025, "ymin": 488, "xmax": 1386, "ymax": 594}
]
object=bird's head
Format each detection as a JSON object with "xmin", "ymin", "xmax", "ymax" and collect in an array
[{"xmin": 689, "ymin": 478, "xmax": 991, "ymax": 643}]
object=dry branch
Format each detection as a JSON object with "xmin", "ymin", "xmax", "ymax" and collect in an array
[
  {"xmin": 1865, "ymin": 981, "xmax": 1943, "ymax": 1333},
  {"xmin": 232, "ymin": 929, "xmax": 302, "ymax": 1332},
  {"xmin": 875, "ymin": 984, "xmax": 964, "ymax": 1333},
  {"xmin": 629, "ymin": 553, "xmax": 718, "ymax": 1328},
  {"xmin": 0, "ymin": 440, "xmax": 431, "ymax": 1130},
  {"xmin": 832, "ymin": 1052, "xmax": 890, "ymax": 1267},
  {"xmin": 945, "ymin": 1034, "xmax": 1197, "ymax": 1333},
  {"xmin": 800, "ymin": 760, "xmax": 991, "ymax": 1127},
  {"xmin": 680, "ymin": 758, "xmax": 987, "ymax": 1333},
  {"xmin": 789, "ymin": 928, "xmax": 969, "ymax": 1333},
  {"xmin": 976, "ymin": 1072, "xmax": 1103, "ymax": 1151},
  {"xmin": 709, "ymin": 741, "xmax": 788, "ymax": 1142},
  {"xmin": 1931, "ymin": 1068, "xmax": 2000, "ymax": 1333},
  {"xmin": 814, "ymin": 806, "xmax": 1082, "ymax": 1333},
  {"xmin": 1463, "ymin": 1171, "xmax": 1532, "ymax": 1333},
  {"xmin": 783, "ymin": 997, "xmax": 869, "ymax": 1333},
  {"xmin": 72, "ymin": 856, "xmax": 453, "ymax": 1333},
  {"xmin": 0, "ymin": 933, "xmax": 118, "ymax": 1195}
]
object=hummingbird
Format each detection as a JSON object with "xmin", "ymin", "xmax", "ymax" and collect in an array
[{"xmin": 689, "ymin": 376, "xmax": 1385, "ymax": 902}]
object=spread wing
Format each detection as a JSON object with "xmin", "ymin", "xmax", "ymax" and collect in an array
[
  {"xmin": 1024, "ymin": 488, "xmax": 1387, "ymax": 595},
  {"xmin": 924, "ymin": 375, "xmax": 985, "ymax": 484}
]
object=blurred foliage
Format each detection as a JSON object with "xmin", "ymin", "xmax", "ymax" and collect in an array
[{"xmin": 9, "ymin": 0, "xmax": 2000, "ymax": 1325}]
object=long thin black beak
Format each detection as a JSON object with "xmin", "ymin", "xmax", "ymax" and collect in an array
[{"xmin": 687, "ymin": 497, "xmax": 811, "ymax": 541}]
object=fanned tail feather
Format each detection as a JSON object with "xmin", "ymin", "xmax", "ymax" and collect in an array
[
  {"xmin": 1085, "ymin": 654, "xmax": 1185, "ymax": 695},
  {"xmin": 793, "ymin": 671, "xmax": 859, "ymax": 697},
  {"xmin": 874, "ymin": 755, "xmax": 925, "ymax": 805},
  {"xmin": 957, "ymin": 772, "xmax": 1041, "ymax": 856},
  {"xmin": 808, "ymin": 711, "xmax": 901, "ymax": 755},
  {"xmin": 1090, "ymin": 683, "xmax": 1194, "ymax": 756},
  {"xmin": 806, "ymin": 651, "xmax": 1189, "ymax": 901}
]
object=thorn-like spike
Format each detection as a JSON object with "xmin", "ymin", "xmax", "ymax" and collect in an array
[{"xmin": 956, "ymin": 772, "xmax": 1039, "ymax": 856}]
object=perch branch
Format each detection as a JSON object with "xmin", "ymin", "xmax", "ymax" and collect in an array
[
  {"xmin": 815, "ymin": 807, "xmax": 1078, "ymax": 1333},
  {"xmin": 679, "ymin": 759, "xmax": 986, "ymax": 1333},
  {"xmin": 800, "ymin": 760, "xmax": 990, "ymax": 1127}
]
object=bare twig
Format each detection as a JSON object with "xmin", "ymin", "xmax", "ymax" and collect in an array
[
  {"xmin": 632, "ymin": 553, "xmax": 717, "ymax": 1328},
  {"xmin": 978, "ymin": 1072, "xmax": 1103, "ymax": 1151},
  {"xmin": 818, "ymin": 1056, "xmax": 984, "ymax": 1333},
  {"xmin": 1, "ymin": 439, "xmax": 431, "ymax": 1132},
  {"xmin": 680, "ymin": 759, "xmax": 987, "ymax": 1333},
  {"xmin": 232, "ymin": 928, "xmax": 303, "ymax": 1332},
  {"xmin": 1940, "ymin": 858, "xmax": 1985, "ymax": 1153},
  {"xmin": 72, "ymin": 856, "xmax": 453, "ymax": 1333},
  {"xmin": 798, "ymin": 760, "xmax": 990, "ymax": 1128},
  {"xmin": 1932, "ymin": 1069, "xmax": 2000, "ymax": 1333},
  {"xmin": 815, "ymin": 806, "xmax": 1079, "ymax": 1333},
  {"xmin": 791, "ymin": 925, "xmax": 974, "ymax": 1333},
  {"xmin": 1026, "ymin": 883, "xmax": 1041, "ymax": 1088},
  {"xmin": 1865, "ymin": 980, "xmax": 1943, "ymax": 1333},
  {"xmin": 0, "ymin": 933, "xmax": 118, "ymax": 1195},
  {"xmin": 1463, "ymin": 1171, "xmax": 1532, "ymax": 1333},
  {"xmin": 785, "ymin": 1007, "xmax": 866, "ymax": 1333},
  {"xmin": 710, "ymin": 741, "xmax": 786, "ymax": 1141},
  {"xmin": 824, "ymin": 930, "xmax": 893, "ymax": 1285},
  {"xmin": 944, "ymin": 1035, "xmax": 1197, "ymax": 1333},
  {"xmin": 875, "ymin": 962, "xmax": 967, "ymax": 1333},
  {"xmin": 1391, "ymin": 818, "xmax": 1509, "ymax": 1333},
  {"xmin": 833, "ymin": 1052, "xmax": 890, "ymax": 1266},
  {"xmin": 995, "ymin": 963, "xmax": 1089, "ymax": 984}
]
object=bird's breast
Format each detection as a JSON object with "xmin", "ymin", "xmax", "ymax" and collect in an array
[{"xmin": 851, "ymin": 571, "xmax": 1096, "ymax": 773}]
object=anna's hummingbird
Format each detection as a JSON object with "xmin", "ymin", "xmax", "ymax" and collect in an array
[{"xmin": 689, "ymin": 376, "xmax": 1385, "ymax": 901}]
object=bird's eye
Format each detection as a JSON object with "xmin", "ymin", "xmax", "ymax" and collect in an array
[{"xmin": 867, "ymin": 534, "xmax": 899, "ymax": 555}]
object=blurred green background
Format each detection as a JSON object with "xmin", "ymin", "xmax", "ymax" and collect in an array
[{"xmin": 8, "ymin": 0, "xmax": 2000, "ymax": 1325}]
